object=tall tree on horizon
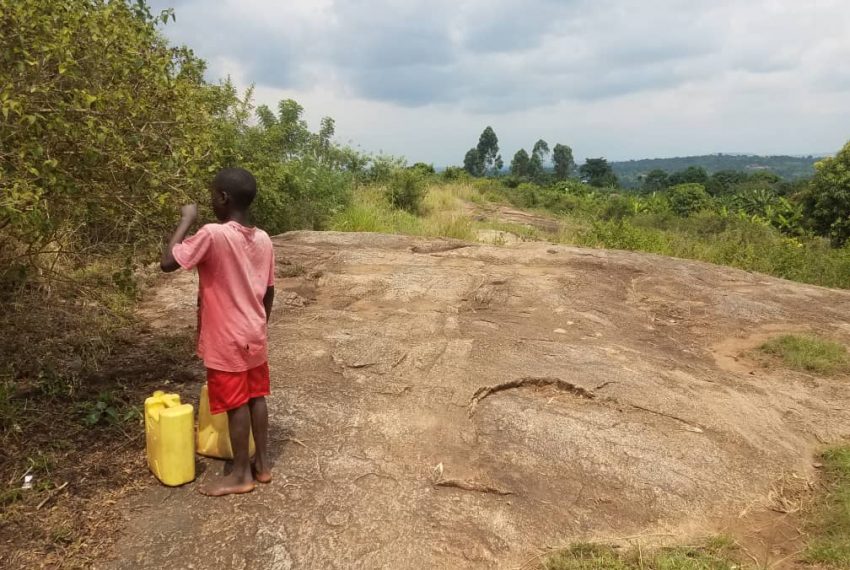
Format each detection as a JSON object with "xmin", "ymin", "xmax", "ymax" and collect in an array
[
  {"xmin": 529, "ymin": 139, "xmax": 550, "ymax": 182},
  {"xmin": 552, "ymin": 143, "xmax": 575, "ymax": 180},
  {"xmin": 510, "ymin": 148, "xmax": 530, "ymax": 178},
  {"xmin": 476, "ymin": 126, "xmax": 502, "ymax": 176},
  {"xmin": 463, "ymin": 148, "xmax": 484, "ymax": 177},
  {"xmin": 580, "ymin": 157, "xmax": 618, "ymax": 187}
]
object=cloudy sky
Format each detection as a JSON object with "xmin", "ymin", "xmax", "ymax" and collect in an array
[{"xmin": 150, "ymin": 0, "xmax": 850, "ymax": 166}]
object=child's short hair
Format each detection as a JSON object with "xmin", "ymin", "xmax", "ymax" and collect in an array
[{"xmin": 213, "ymin": 168, "xmax": 257, "ymax": 209}]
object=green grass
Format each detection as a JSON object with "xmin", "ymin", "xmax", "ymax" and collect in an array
[
  {"xmin": 330, "ymin": 184, "xmax": 475, "ymax": 240},
  {"xmin": 760, "ymin": 335, "xmax": 850, "ymax": 374},
  {"xmin": 804, "ymin": 447, "xmax": 850, "ymax": 567},
  {"xmin": 544, "ymin": 537, "xmax": 740, "ymax": 570},
  {"xmin": 332, "ymin": 180, "xmax": 850, "ymax": 289}
]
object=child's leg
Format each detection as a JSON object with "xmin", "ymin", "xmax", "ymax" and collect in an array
[
  {"xmin": 199, "ymin": 403, "xmax": 254, "ymax": 496},
  {"xmin": 249, "ymin": 396, "xmax": 271, "ymax": 483},
  {"xmin": 246, "ymin": 362, "xmax": 272, "ymax": 483}
]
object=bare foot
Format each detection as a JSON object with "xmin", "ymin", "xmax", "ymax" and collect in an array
[
  {"xmin": 252, "ymin": 460, "xmax": 272, "ymax": 484},
  {"xmin": 199, "ymin": 472, "xmax": 255, "ymax": 497}
]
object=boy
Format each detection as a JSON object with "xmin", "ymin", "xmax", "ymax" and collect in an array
[{"xmin": 160, "ymin": 167, "xmax": 275, "ymax": 496}]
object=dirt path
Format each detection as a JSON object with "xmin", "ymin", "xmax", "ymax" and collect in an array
[{"xmin": 100, "ymin": 231, "xmax": 850, "ymax": 569}]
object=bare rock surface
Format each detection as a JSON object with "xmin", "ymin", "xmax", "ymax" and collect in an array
[{"xmin": 107, "ymin": 231, "xmax": 850, "ymax": 569}]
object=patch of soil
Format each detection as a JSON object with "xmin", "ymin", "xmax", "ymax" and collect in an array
[
  {"xmin": 96, "ymin": 231, "xmax": 850, "ymax": 569},
  {"xmin": 0, "ymin": 322, "xmax": 201, "ymax": 569}
]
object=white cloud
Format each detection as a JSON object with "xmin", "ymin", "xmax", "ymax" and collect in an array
[{"xmin": 151, "ymin": 0, "xmax": 850, "ymax": 164}]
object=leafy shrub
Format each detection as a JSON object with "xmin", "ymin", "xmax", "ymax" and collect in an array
[
  {"xmin": 385, "ymin": 169, "xmax": 428, "ymax": 213},
  {"xmin": 441, "ymin": 166, "xmax": 467, "ymax": 181},
  {"xmin": 365, "ymin": 155, "xmax": 407, "ymax": 183},
  {"xmin": 801, "ymin": 140, "xmax": 850, "ymax": 246},
  {"xmin": 666, "ymin": 183, "xmax": 711, "ymax": 216},
  {"xmin": 409, "ymin": 162, "xmax": 435, "ymax": 176},
  {"xmin": 551, "ymin": 180, "xmax": 592, "ymax": 196},
  {"xmin": 601, "ymin": 195, "xmax": 635, "ymax": 220},
  {"xmin": 252, "ymin": 160, "xmax": 352, "ymax": 235},
  {"xmin": 77, "ymin": 391, "xmax": 141, "ymax": 427}
]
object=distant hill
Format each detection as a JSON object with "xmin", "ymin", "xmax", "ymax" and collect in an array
[{"xmin": 610, "ymin": 154, "xmax": 822, "ymax": 188}]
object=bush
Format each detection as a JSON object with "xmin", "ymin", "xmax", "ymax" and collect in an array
[
  {"xmin": 252, "ymin": 160, "xmax": 353, "ymax": 235},
  {"xmin": 441, "ymin": 166, "xmax": 467, "ymax": 181},
  {"xmin": 385, "ymin": 169, "xmax": 428, "ymax": 214},
  {"xmin": 551, "ymin": 180, "xmax": 592, "ymax": 196},
  {"xmin": 666, "ymin": 183, "xmax": 711, "ymax": 216},
  {"xmin": 601, "ymin": 195, "xmax": 635, "ymax": 220}
]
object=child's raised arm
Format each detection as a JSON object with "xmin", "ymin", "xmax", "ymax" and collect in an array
[{"xmin": 160, "ymin": 204, "xmax": 198, "ymax": 272}]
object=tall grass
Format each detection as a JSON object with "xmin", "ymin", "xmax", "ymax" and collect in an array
[
  {"xmin": 804, "ymin": 447, "xmax": 850, "ymax": 566},
  {"xmin": 331, "ymin": 179, "xmax": 850, "ymax": 289},
  {"xmin": 330, "ymin": 184, "xmax": 475, "ymax": 240}
]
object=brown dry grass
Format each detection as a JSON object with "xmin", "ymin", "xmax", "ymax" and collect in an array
[{"xmin": 0, "ymin": 312, "xmax": 199, "ymax": 568}]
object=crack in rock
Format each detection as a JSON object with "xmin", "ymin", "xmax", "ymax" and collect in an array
[
  {"xmin": 433, "ymin": 478, "xmax": 513, "ymax": 496},
  {"xmin": 468, "ymin": 376, "xmax": 705, "ymax": 433},
  {"xmin": 411, "ymin": 242, "xmax": 472, "ymax": 254},
  {"xmin": 468, "ymin": 376, "xmax": 595, "ymax": 416}
]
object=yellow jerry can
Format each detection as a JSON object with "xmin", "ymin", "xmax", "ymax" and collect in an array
[
  {"xmin": 196, "ymin": 384, "xmax": 255, "ymax": 459},
  {"xmin": 144, "ymin": 391, "xmax": 195, "ymax": 486}
]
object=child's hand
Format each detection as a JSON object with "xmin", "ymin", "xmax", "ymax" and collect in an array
[{"xmin": 181, "ymin": 204, "xmax": 198, "ymax": 221}]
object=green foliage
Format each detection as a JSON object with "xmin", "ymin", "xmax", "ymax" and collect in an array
[
  {"xmin": 0, "ymin": 0, "xmax": 244, "ymax": 290},
  {"xmin": 580, "ymin": 158, "xmax": 618, "ymax": 188},
  {"xmin": 76, "ymin": 391, "xmax": 140, "ymax": 427},
  {"xmin": 475, "ymin": 126, "xmax": 502, "ymax": 176},
  {"xmin": 385, "ymin": 169, "xmax": 428, "ymax": 213},
  {"xmin": 642, "ymin": 169, "xmax": 670, "ymax": 192},
  {"xmin": 612, "ymin": 154, "xmax": 819, "ymax": 189},
  {"xmin": 760, "ymin": 335, "xmax": 849, "ymax": 374},
  {"xmin": 544, "ymin": 543, "xmax": 626, "ymax": 570},
  {"xmin": 235, "ymin": 97, "xmax": 356, "ymax": 233},
  {"xmin": 442, "ymin": 166, "xmax": 468, "ymax": 181},
  {"xmin": 666, "ymin": 183, "xmax": 711, "ymax": 216},
  {"xmin": 552, "ymin": 143, "xmax": 575, "ymax": 181},
  {"xmin": 804, "ymin": 447, "xmax": 850, "ymax": 567},
  {"xmin": 364, "ymin": 154, "xmax": 406, "ymax": 183},
  {"xmin": 529, "ymin": 139, "xmax": 550, "ymax": 183},
  {"xmin": 801, "ymin": 140, "xmax": 850, "ymax": 246},
  {"xmin": 330, "ymin": 185, "xmax": 473, "ymax": 240},
  {"xmin": 669, "ymin": 166, "xmax": 709, "ymax": 186},
  {"xmin": 409, "ymin": 162, "xmax": 435, "ymax": 176},
  {"xmin": 463, "ymin": 148, "xmax": 484, "ymax": 177},
  {"xmin": 510, "ymin": 149, "xmax": 531, "ymax": 178}
]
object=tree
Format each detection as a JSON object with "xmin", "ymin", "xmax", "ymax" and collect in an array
[
  {"xmin": 463, "ymin": 148, "xmax": 484, "ymax": 177},
  {"xmin": 529, "ymin": 139, "xmax": 550, "ymax": 182},
  {"xmin": 532, "ymin": 139, "xmax": 550, "ymax": 160},
  {"xmin": 552, "ymin": 144, "xmax": 575, "ymax": 180},
  {"xmin": 666, "ymin": 183, "xmax": 711, "ymax": 216},
  {"xmin": 801, "ymin": 140, "xmax": 850, "ymax": 246},
  {"xmin": 316, "ymin": 116, "xmax": 335, "ymax": 156},
  {"xmin": 706, "ymin": 170, "xmax": 748, "ymax": 195},
  {"xmin": 580, "ymin": 158, "xmax": 618, "ymax": 188},
  {"xmin": 0, "ymin": 0, "xmax": 246, "ymax": 286},
  {"xmin": 641, "ymin": 169, "xmax": 669, "ymax": 192},
  {"xmin": 669, "ymin": 166, "xmax": 708, "ymax": 186},
  {"xmin": 510, "ymin": 149, "xmax": 531, "ymax": 178},
  {"xmin": 476, "ymin": 126, "xmax": 502, "ymax": 176},
  {"xmin": 239, "ymin": 99, "xmax": 357, "ymax": 234}
]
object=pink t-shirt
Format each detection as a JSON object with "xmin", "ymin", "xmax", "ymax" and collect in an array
[{"xmin": 172, "ymin": 221, "xmax": 275, "ymax": 372}]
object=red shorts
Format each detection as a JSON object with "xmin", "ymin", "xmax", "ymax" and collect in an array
[{"xmin": 206, "ymin": 362, "xmax": 271, "ymax": 414}]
